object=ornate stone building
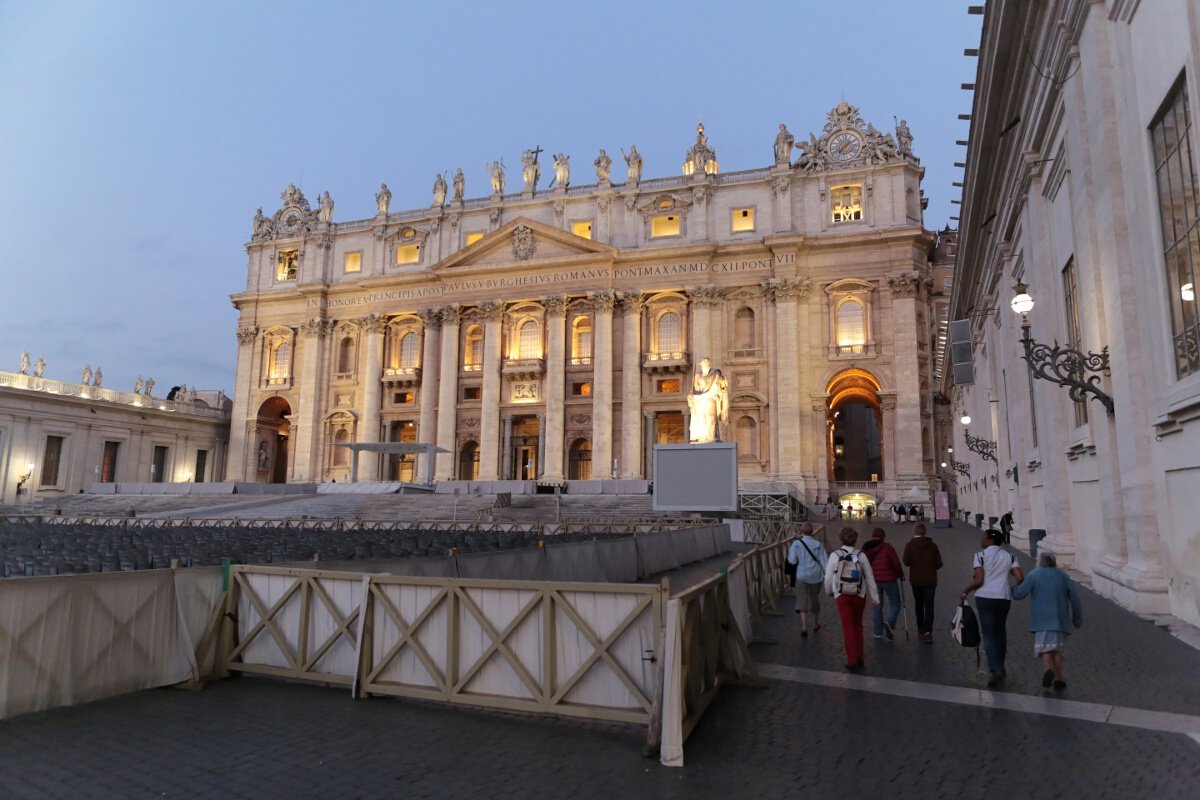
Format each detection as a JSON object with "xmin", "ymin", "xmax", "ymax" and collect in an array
[
  {"xmin": 229, "ymin": 103, "xmax": 938, "ymax": 505},
  {"xmin": 947, "ymin": 1, "xmax": 1200, "ymax": 624}
]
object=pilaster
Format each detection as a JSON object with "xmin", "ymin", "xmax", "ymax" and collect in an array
[
  {"xmin": 591, "ymin": 291, "xmax": 617, "ymax": 479},
  {"xmin": 417, "ymin": 309, "xmax": 442, "ymax": 482},
  {"xmin": 478, "ymin": 301, "xmax": 505, "ymax": 480},
  {"xmin": 294, "ymin": 318, "xmax": 332, "ymax": 481},
  {"xmin": 435, "ymin": 305, "xmax": 461, "ymax": 480},
  {"xmin": 620, "ymin": 293, "xmax": 645, "ymax": 478},
  {"xmin": 227, "ymin": 325, "xmax": 259, "ymax": 481},
  {"xmin": 357, "ymin": 313, "xmax": 385, "ymax": 480},
  {"xmin": 543, "ymin": 295, "xmax": 569, "ymax": 482}
]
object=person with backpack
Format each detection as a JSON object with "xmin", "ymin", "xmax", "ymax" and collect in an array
[
  {"xmin": 960, "ymin": 529, "xmax": 1025, "ymax": 688},
  {"xmin": 786, "ymin": 522, "xmax": 829, "ymax": 638},
  {"xmin": 902, "ymin": 522, "xmax": 944, "ymax": 643},
  {"xmin": 861, "ymin": 528, "xmax": 904, "ymax": 641},
  {"xmin": 1012, "ymin": 551, "xmax": 1083, "ymax": 691},
  {"xmin": 824, "ymin": 527, "xmax": 880, "ymax": 671}
]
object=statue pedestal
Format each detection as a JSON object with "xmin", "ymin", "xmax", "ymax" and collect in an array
[{"xmin": 652, "ymin": 443, "xmax": 738, "ymax": 512}]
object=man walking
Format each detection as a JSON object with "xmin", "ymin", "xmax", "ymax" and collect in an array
[
  {"xmin": 786, "ymin": 523, "xmax": 828, "ymax": 638},
  {"xmin": 902, "ymin": 522, "xmax": 943, "ymax": 642}
]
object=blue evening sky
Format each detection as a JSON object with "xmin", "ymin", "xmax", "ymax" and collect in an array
[{"xmin": 0, "ymin": 0, "xmax": 981, "ymax": 395}]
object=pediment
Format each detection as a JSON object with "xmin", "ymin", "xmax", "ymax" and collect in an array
[{"xmin": 432, "ymin": 217, "xmax": 615, "ymax": 271}]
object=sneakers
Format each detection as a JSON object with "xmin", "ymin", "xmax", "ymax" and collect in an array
[
  {"xmin": 883, "ymin": 622, "xmax": 894, "ymax": 641},
  {"xmin": 1053, "ymin": 680, "xmax": 1067, "ymax": 691},
  {"xmin": 986, "ymin": 670, "xmax": 1006, "ymax": 689},
  {"xmin": 921, "ymin": 632, "xmax": 933, "ymax": 644},
  {"xmin": 1042, "ymin": 669, "xmax": 1055, "ymax": 689},
  {"xmin": 873, "ymin": 633, "xmax": 883, "ymax": 639},
  {"xmin": 845, "ymin": 660, "xmax": 865, "ymax": 672}
]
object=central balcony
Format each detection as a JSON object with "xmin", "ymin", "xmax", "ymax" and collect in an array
[
  {"xmin": 502, "ymin": 358, "xmax": 545, "ymax": 381},
  {"xmin": 381, "ymin": 367, "xmax": 421, "ymax": 387},
  {"xmin": 642, "ymin": 351, "xmax": 691, "ymax": 374}
]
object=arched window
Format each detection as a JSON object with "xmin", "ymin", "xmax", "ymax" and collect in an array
[
  {"xmin": 333, "ymin": 429, "xmax": 350, "ymax": 467},
  {"xmin": 735, "ymin": 307, "xmax": 756, "ymax": 350},
  {"xmin": 337, "ymin": 336, "xmax": 354, "ymax": 374},
  {"xmin": 464, "ymin": 325, "xmax": 483, "ymax": 369},
  {"xmin": 835, "ymin": 298, "xmax": 866, "ymax": 353},
  {"xmin": 573, "ymin": 317, "xmax": 592, "ymax": 363},
  {"xmin": 269, "ymin": 340, "xmax": 291, "ymax": 380},
  {"xmin": 399, "ymin": 331, "xmax": 419, "ymax": 369},
  {"xmin": 736, "ymin": 416, "xmax": 757, "ymax": 458},
  {"xmin": 657, "ymin": 311, "xmax": 681, "ymax": 353},
  {"xmin": 518, "ymin": 319, "xmax": 540, "ymax": 359}
]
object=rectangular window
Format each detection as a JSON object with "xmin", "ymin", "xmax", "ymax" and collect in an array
[
  {"xmin": 1062, "ymin": 258, "xmax": 1088, "ymax": 426},
  {"xmin": 194, "ymin": 449, "xmax": 208, "ymax": 483},
  {"xmin": 571, "ymin": 220, "xmax": 593, "ymax": 239},
  {"xmin": 466, "ymin": 231, "xmax": 485, "ymax": 246},
  {"xmin": 395, "ymin": 244, "xmax": 421, "ymax": 265},
  {"xmin": 651, "ymin": 214, "xmax": 681, "ymax": 238},
  {"xmin": 943, "ymin": 277, "xmax": 954, "ymax": 289},
  {"xmin": 731, "ymin": 207, "xmax": 755, "ymax": 232},
  {"xmin": 462, "ymin": 386, "xmax": 481, "ymax": 401},
  {"xmin": 101, "ymin": 440, "xmax": 120, "ymax": 483},
  {"xmin": 571, "ymin": 381, "xmax": 592, "ymax": 396},
  {"xmin": 1150, "ymin": 75, "xmax": 1200, "ymax": 378},
  {"xmin": 276, "ymin": 249, "xmax": 298, "ymax": 281},
  {"xmin": 152, "ymin": 446, "xmax": 168, "ymax": 483},
  {"xmin": 41, "ymin": 435, "xmax": 63, "ymax": 486},
  {"xmin": 394, "ymin": 391, "xmax": 415, "ymax": 405},
  {"xmin": 831, "ymin": 185, "xmax": 863, "ymax": 223},
  {"xmin": 657, "ymin": 378, "xmax": 681, "ymax": 393},
  {"xmin": 343, "ymin": 251, "xmax": 362, "ymax": 273}
]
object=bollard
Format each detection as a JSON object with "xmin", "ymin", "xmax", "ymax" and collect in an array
[
  {"xmin": 1029, "ymin": 529, "xmax": 1047, "ymax": 559},
  {"xmin": 974, "ymin": 513, "xmax": 984, "ymax": 528}
]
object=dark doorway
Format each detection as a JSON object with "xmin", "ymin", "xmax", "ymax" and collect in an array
[{"xmin": 101, "ymin": 441, "xmax": 120, "ymax": 483}]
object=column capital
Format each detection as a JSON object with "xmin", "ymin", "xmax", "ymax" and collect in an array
[
  {"xmin": 762, "ymin": 277, "xmax": 813, "ymax": 302},
  {"xmin": 687, "ymin": 285, "xmax": 725, "ymax": 306},
  {"xmin": 886, "ymin": 272, "xmax": 928, "ymax": 299},
  {"xmin": 441, "ymin": 303, "xmax": 463, "ymax": 326},
  {"xmin": 236, "ymin": 326, "xmax": 259, "ymax": 345},
  {"xmin": 480, "ymin": 300, "xmax": 505, "ymax": 321},
  {"xmin": 589, "ymin": 290, "xmax": 618, "ymax": 313},
  {"xmin": 620, "ymin": 291, "xmax": 647, "ymax": 315},
  {"xmin": 543, "ymin": 295, "xmax": 570, "ymax": 316},
  {"xmin": 419, "ymin": 308, "xmax": 443, "ymax": 330},
  {"xmin": 355, "ymin": 312, "xmax": 385, "ymax": 334},
  {"xmin": 299, "ymin": 318, "xmax": 333, "ymax": 338}
]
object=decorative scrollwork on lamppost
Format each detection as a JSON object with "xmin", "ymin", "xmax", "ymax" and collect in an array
[
  {"xmin": 950, "ymin": 458, "xmax": 971, "ymax": 478},
  {"xmin": 1011, "ymin": 283, "xmax": 1115, "ymax": 416},
  {"xmin": 964, "ymin": 431, "xmax": 997, "ymax": 462}
]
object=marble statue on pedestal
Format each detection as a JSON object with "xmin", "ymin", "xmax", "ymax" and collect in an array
[
  {"xmin": 774, "ymin": 123, "xmax": 794, "ymax": 165},
  {"xmin": 452, "ymin": 168, "xmax": 465, "ymax": 202},
  {"xmin": 896, "ymin": 119, "xmax": 913, "ymax": 156},
  {"xmin": 687, "ymin": 357, "xmax": 728, "ymax": 444},
  {"xmin": 433, "ymin": 173, "xmax": 448, "ymax": 207},
  {"xmin": 134, "ymin": 375, "xmax": 144, "ymax": 394},
  {"xmin": 19, "ymin": 351, "xmax": 29, "ymax": 375},
  {"xmin": 489, "ymin": 161, "xmax": 505, "ymax": 195},
  {"xmin": 594, "ymin": 149, "xmax": 612, "ymax": 183},
  {"xmin": 375, "ymin": 183, "xmax": 392, "ymax": 215},
  {"xmin": 93, "ymin": 367, "xmax": 103, "ymax": 387},
  {"xmin": 624, "ymin": 145, "xmax": 642, "ymax": 182},
  {"xmin": 144, "ymin": 377, "xmax": 155, "ymax": 396},
  {"xmin": 81, "ymin": 364, "xmax": 92, "ymax": 385},
  {"xmin": 317, "ymin": 191, "xmax": 334, "ymax": 222},
  {"xmin": 521, "ymin": 151, "xmax": 540, "ymax": 192},
  {"xmin": 552, "ymin": 153, "xmax": 569, "ymax": 189},
  {"xmin": 33, "ymin": 355, "xmax": 44, "ymax": 378}
]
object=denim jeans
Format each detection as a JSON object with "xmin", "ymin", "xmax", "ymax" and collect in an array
[
  {"xmin": 975, "ymin": 597, "xmax": 1011, "ymax": 673},
  {"xmin": 910, "ymin": 584, "xmax": 937, "ymax": 635},
  {"xmin": 872, "ymin": 581, "xmax": 902, "ymax": 636}
]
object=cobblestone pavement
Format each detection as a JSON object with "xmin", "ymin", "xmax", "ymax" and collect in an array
[{"xmin": 1, "ymin": 520, "xmax": 1198, "ymax": 799}]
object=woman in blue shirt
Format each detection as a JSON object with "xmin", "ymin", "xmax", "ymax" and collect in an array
[{"xmin": 1012, "ymin": 551, "xmax": 1083, "ymax": 691}]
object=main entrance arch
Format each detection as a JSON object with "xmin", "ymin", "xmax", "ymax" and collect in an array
[
  {"xmin": 255, "ymin": 397, "xmax": 291, "ymax": 483},
  {"xmin": 825, "ymin": 369, "xmax": 883, "ymax": 483}
]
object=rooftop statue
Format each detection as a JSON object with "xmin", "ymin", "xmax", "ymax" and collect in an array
[
  {"xmin": 375, "ymin": 183, "xmax": 392, "ymax": 215},
  {"xmin": 521, "ymin": 150, "xmax": 540, "ymax": 192},
  {"xmin": 594, "ymin": 149, "xmax": 612, "ymax": 183},
  {"xmin": 317, "ymin": 191, "xmax": 334, "ymax": 223},
  {"xmin": 33, "ymin": 355, "xmax": 44, "ymax": 378},
  {"xmin": 19, "ymin": 351, "xmax": 29, "ymax": 375},
  {"xmin": 489, "ymin": 160, "xmax": 506, "ymax": 195},
  {"xmin": 552, "ymin": 152, "xmax": 570, "ymax": 189},
  {"xmin": 623, "ymin": 145, "xmax": 642, "ymax": 182},
  {"xmin": 452, "ymin": 168, "xmax": 465, "ymax": 202},
  {"xmin": 896, "ymin": 119, "xmax": 914, "ymax": 156},
  {"xmin": 433, "ymin": 173, "xmax": 448, "ymax": 207},
  {"xmin": 774, "ymin": 123, "xmax": 794, "ymax": 165}
]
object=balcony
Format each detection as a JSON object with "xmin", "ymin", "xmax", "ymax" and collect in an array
[
  {"xmin": 642, "ymin": 351, "xmax": 690, "ymax": 374},
  {"xmin": 502, "ymin": 358, "xmax": 545, "ymax": 380},
  {"xmin": 382, "ymin": 366, "xmax": 421, "ymax": 387}
]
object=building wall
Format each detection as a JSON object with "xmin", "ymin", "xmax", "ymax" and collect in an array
[
  {"xmin": 230, "ymin": 107, "xmax": 939, "ymax": 505},
  {"xmin": 948, "ymin": 0, "xmax": 1200, "ymax": 624}
]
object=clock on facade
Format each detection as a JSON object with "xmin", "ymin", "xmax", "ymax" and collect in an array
[{"xmin": 829, "ymin": 131, "xmax": 862, "ymax": 161}]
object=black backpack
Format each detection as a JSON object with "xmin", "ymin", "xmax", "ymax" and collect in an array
[{"xmin": 951, "ymin": 602, "xmax": 981, "ymax": 664}]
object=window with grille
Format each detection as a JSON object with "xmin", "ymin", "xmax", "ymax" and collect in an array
[
  {"xmin": 518, "ymin": 320, "xmax": 540, "ymax": 359},
  {"xmin": 399, "ymin": 331, "xmax": 419, "ymax": 369},
  {"xmin": 836, "ymin": 298, "xmax": 866, "ymax": 353},
  {"xmin": 657, "ymin": 311, "xmax": 681, "ymax": 352}
]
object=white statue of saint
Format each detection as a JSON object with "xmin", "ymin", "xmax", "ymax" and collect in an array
[
  {"xmin": 552, "ymin": 153, "xmax": 570, "ymax": 188},
  {"xmin": 624, "ymin": 145, "xmax": 642, "ymax": 183},
  {"xmin": 433, "ymin": 173, "xmax": 448, "ymax": 207},
  {"xmin": 93, "ymin": 366, "xmax": 103, "ymax": 387},
  {"xmin": 594, "ymin": 149, "xmax": 612, "ymax": 183},
  {"xmin": 318, "ymin": 191, "xmax": 334, "ymax": 222},
  {"xmin": 33, "ymin": 355, "xmax": 45, "ymax": 378},
  {"xmin": 144, "ymin": 377, "xmax": 155, "ymax": 396},
  {"xmin": 134, "ymin": 375, "xmax": 144, "ymax": 394},
  {"xmin": 375, "ymin": 183, "xmax": 391, "ymax": 215},
  {"xmin": 489, "ymin": 161, "xmax": 505, "ymax": 195},
  {"xmin": 19, "ymin": 351, "xmax": 30, "ymax": 375},
  {"xmin": 452, "ymin": 168, "xmax": 465, "ymax": 201},
  {"xmin": 521, "ymin": 150, "xmax": 540, "ymax": 192},
  {"xmin": 82, "ymin": 364, "xmax": 92, "ymax": 385},
  {"xmin": 687, "ymin": 357, "xmax": 728, "ymax": 444},
  {"xmin": 774, "ymin": 123, "xmax": 794, "ymax": 165}
]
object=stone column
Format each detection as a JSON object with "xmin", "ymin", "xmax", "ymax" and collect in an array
[
  {"xmin": 417, "ymin": 309, "xmax": 442, "ymax": 482},
  {"xmin": 643, "ymin": 412, "xmax": 656, "ymax": 480},
  {"xmin": 886, "ymin": 274, "xmax": 926, "ymax": 484},
  {"xmin": 590, "ymin": 291, "xmax": 617, "ymax": 480},
  {"xmin": 768, "ymin": 278, "xmax": 811, "ymax": 483},
  {"xmin": 358, "ymin": 313, "xmax": 385, "ymax": 480},
  {"xmin": 501, "ymin": 415, "xmax": 513, "ymax": 481},
  {"xmin": 687, "ymin": 285, "xmax": 723, "ymax": 364},
  {"xmin": 620, "ymin": 293, "xmax": 645, "ymax": 478},
  {"xmin": 294, "ymin": 318, "xmax": 330, "ymax": 483},
  {"xmin": 434, "ymin": 305, "xmax": 462, "ymax": 480},
  {"xmin": 478, "ymin": 301, "xmax": 505, "ymax": 480},
  {"xmin": 542, "ymin": 296, "xmax": 569, "ymax": 482},
  {"xmin": 227, "ymin": 326, "xmax": 259, "ymax": 481},
  {"xmin": 536, "ymin": 412, "xmax": 546, "ymax": 478}
]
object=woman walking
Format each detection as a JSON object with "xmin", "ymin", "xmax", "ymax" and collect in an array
[
  {"xmin": 960, "ymin": 530, "xmax": 1024, "ymax": 688},
  {"xmin": 825, "ymin": 527, "xmax": 880, "ymax": 671},
  {"xmin": 1012, "ymin": 552, "xmax": 1083, "ymax": 690}
]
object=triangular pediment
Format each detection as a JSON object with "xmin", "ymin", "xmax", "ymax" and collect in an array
[{"xmin": 433, "ymin": 217, "xmax": 615, "ymax": 271}]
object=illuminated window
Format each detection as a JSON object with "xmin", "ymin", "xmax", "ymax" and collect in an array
[
  {"xmin": 394, "ymin": 391, "xmax": 415, "ymax": 405},
  {"xmin": 399, "ymin": 331, "xmax": 420, "ymax": 369},
  {"xmin": 835, "ymin": 298, "xmax": 866, "ymax": 352},
  {"xmin": 518, "ymin": 320, "xmax": 541, "ymax": 359},
  {"xmin": 395, "ymin": 244, "xmax": 421, "ymax": 265},
  {"xmin": 651, "ymin": 215, "xmax": 681, "ymax": 238},
  {"xmin": 269, "ymin": 340, "xmax": 291, "ymax": 381},
  {"xmin": 656, "ymin": 311, "xmax": 682, "ymax": 352},
  {"xmin": 571, "ymin": 220, "xmax": 593, "ymax": 239},
  {"xmin": 657, "ymin": 378, "xmax": 680, "ymax": 393},
  {"xmin": 572, "ymin": 317, "xmax": 592, "ymax": 363},
  {"xmin": 731, "ymin": 207, "xmax": 755, "ymax": 233},
  {"xmin": 343, "ymin": 251, "xmax": 362, "ymax": 273},
  {"xmin": 571, "ymin": 381, "xmax": 592, "ymax": 396},
  {"xmin": 337, "ymin": 336, "xmax": 354, "ymax": 374},
  {"xmin": 735, "ymin": 307, "xmax": 756, "ymax": 349},
  {"xmin": 466, "ymin": 231, "xmax": 485, "ymax": 246},
  {"xmin": 464, "ymin": 325, "xmax": 483, "ymax": 369},
  {"xmin": 276, "ymin": 249, "xmax": 298, "ymax": 281},
  {"xmin": 831, "ymin": 185, "xmax": 863, "ymax": 223}
]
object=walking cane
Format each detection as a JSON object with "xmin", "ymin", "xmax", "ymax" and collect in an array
[{"xmin": 899, "ymin": 575, "xmax": 911, "ymax": 641}]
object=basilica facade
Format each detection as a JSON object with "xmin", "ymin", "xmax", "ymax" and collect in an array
[{"xmin": 228, "ymin": 102, "xmax": 938, "ymax": 504}]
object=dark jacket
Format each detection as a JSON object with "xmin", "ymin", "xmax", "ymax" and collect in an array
[
  {"xmin": 862, "ymin": 539, "xmax": 904, "ymax": 582},
  {"xmin": 902, "ymin": 535, "xmax": 944, "ymax": 586}
]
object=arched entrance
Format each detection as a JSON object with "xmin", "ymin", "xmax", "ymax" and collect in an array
[
  {"xmin": 458, "ymin": 441, "xmax": 480, "ymax": 480},
  {"xmin": 255, "ymin": 397, "xmax": 291, "ymax": 483},
  {"xmin": 509, "ymin": 416, "xmax": 541, "ymax": 480},
  {"xmin": 388, "ymin": 420, "xmax": 418, "ymax": 482},
  {"xmin": 568, "ymin": 438, "xmax": 592, "ymax": 480},
  {"xmin": 825, "ymin": 369, "xmax": 883, "ymax": 483}
]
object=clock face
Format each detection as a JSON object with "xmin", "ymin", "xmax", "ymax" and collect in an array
[{"xmin": 829, "ymin": 132, "xmax": 862, "ymax": 161}]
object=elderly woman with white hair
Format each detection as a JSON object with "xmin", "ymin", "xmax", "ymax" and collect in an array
[{"xmin": 1012, "ymin": 551, "xmax": 1084, "ymax": 691}]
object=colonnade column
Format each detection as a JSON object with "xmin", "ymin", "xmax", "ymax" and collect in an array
[
  {"xmin": 478, "ymin": 301, "xmax": 505, "ymax": 481},
  {"xmin": 294, "ymin": 318, "xmax": 330, "ymax": 483},
  {"xmin": 434, "ymin": 305, "xmax": 461, "ymax": 480},
  {"xmin": 542, "ymin": 296, "xmax": 568, "ymax": 482},
  {"xmin": 620, "ymin": 293, "xmax": 645, "ymax": 478},
  {"xmin": 591, "ymin": 291, "xmax": 616, "ymax": 479},
  {"xmin": 416, "ymin": 309, "xmax": 442, "ymax": 482},
  {"xmin": 227, "ymin": 326, "xmax": 260, "ymax": 481},
  {"xmin": 358, "ymin": 313, "xmax": 385, "ymax": 481},
  {"xmin": 769, "ymin": 278, "xmax": 805, "ymax": 482}
]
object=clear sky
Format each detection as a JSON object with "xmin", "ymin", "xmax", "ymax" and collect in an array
[{"xmin": 0, "ymin": 0, "xmax": 982, "ymax": 396}]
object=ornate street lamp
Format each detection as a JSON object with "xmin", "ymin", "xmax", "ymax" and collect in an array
[
  {"xmin": 1011, "ymin": 282, "xmax": 1114, "ymax": 416},
  {"xmin": 949, "ymin": 458, "xmax": 971, "ymax": 478},
  {"xmin": 961, "ymin": 416, "xmax": 996, "ymax": 462}
]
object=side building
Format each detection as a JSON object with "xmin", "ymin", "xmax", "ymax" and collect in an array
[
  {"xmin": 229, "ymin": 103, "xmax": 939, "ymax": 507},
  {"xmin": 948, "ymin": 1, "xmax": 1200, "ymax": 624}
]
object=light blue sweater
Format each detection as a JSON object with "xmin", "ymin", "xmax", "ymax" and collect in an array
[{"xmin": 1012, "ymin": 566, "xmax": 1083, "ymax": 633}]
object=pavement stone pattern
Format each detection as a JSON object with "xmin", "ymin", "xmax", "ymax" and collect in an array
[{"xmin": 0, "ymin": 519, "xmax": 1198, "ymax": 798}]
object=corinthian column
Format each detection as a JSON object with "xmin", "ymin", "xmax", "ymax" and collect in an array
[
  {"xmin": 542, "ymin": 295, "xmax": 569, "ymax": 482},
  {"xmin": 358, "ymin": 313, "xmax": 385, "ymax": 480},
  {"xmin": 478, "ymin": 301, "xmax": 505, "ymax": 480},
  {"xmin": 767, "ymin": 278, "xmax": 811, "ymax": 483},
  {"xmin": 591, "ymin": 291, "xmax": 617, "ymax": 480},
  {"xmin": 620, "ymin": 293, "xmax": 645, "ymax": 478},
  {"xmin": 688, "ymin": 285, "xmax": 723, "ymax": 363},
  {"xmin": 228, "ymin": 325, "xmax": 259, "ymax": 481},
  {"xmin": 886, "ymin": 273, "xmax": 927, "ymax": 483},
  {"xmin": 417, "ymin": 309, "xmax": 442, "ymax": 483},
  {"xmin": 435, "ymin": 305, "xmax": 461, "ymax": 480},
  {"xmin": 294, "ymin": 318, "xmax": 331, "ymax": 482}
]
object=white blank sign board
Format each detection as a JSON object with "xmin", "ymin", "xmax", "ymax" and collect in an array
[{"xmin": 652, "ymin": 443, "xmax": 738, "ymax": 512}]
